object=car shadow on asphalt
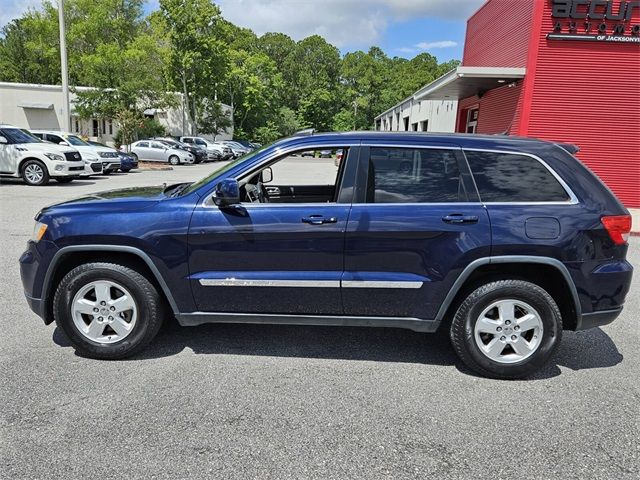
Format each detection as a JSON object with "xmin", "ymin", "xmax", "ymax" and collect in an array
[{"xmin": 52, "ymin": 321, "xmax": 623, "ymax": 379}]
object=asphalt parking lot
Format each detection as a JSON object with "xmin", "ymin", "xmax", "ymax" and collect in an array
[{"xmin": 1, "ymin": 164, "xmax": 638, "ymax": 479}]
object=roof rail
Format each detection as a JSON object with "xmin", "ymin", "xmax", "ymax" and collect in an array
[{"xmin": 293, "ymin": 128, "xmax": 315, "ymax": 136}]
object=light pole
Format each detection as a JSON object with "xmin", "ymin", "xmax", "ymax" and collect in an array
[{"xmin": 58, "ymin": 0, "xmax": 71, "ymax": 132}]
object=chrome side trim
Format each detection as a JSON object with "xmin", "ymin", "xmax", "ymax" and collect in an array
[
  {"xmin": 198, "ymin": 278, "xmax": 423, "ymax": 289},
  {"xmin": 199, "ymin": 279, "xmax": 339, "ymax": 288},
  {"xmin": 342, "ymin": 280, "xmax": 423, "ymax": 289},
  {"xmin": 461, "ymin": 148, "xmax": 579, "ymax": 205}
]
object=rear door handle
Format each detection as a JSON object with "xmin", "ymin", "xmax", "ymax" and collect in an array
[
  {"xmin": 302, "ymin": 215, "xmax": 338, "ymax": 225},
  {"xmin": 442, "ymin": 214, "xmax": 479, "ymax": 224}
]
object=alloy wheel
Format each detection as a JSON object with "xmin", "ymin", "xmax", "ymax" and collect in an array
[
  {"xmin": 473, "ymin": 299, "xmax": 544, "ymax": 364},
  {"xmin": 71, "ymin": 280, "xmax": 138, "ymax": 344}
]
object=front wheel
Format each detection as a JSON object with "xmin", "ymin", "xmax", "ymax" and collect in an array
[
  {"xmin": 21, "ymin": 159, "xmax": 50, "ymax": 186},
  {"xmin": 168, "ymin": 155, "xmax": 180, "ymax": 166},
  {"xmin": 450, "ymin": 280, "xmax": 562, "ymax": 379},
  {"xmin": 53, "ymin": 262, "xmax": 165, "ymax": 359}
]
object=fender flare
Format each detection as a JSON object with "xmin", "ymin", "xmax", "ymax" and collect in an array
[
  {"xmin": 434, "ymin": 255, "xmax": 582, "ymax": 326},
  {"xmin": 42, "ymin": 245, "xmax": 180, "ymax": 319}
]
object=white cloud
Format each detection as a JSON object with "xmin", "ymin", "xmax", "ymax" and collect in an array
[
  {"xmin": 0, "ymin": 0, "xmax": 42, "ymax": 29},
  {"xmin": 217, "ymin": 0, "xmax": 484, "ymax": 48},
  {"xmin": 416, "ymin": 40, "xmax": 458, "ymax": 49},
  {"xmin": 396, "ymin": 40, "xmax": 458, "ymax": 55}
]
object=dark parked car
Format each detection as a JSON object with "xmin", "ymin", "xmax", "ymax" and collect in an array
[
  {"xmin": 117, "ymin": 151, "xmax": 138, "ymax": 172},
  {"xmin": 20, "ymin": 132, "xmax": 633, "ymax": 379}
]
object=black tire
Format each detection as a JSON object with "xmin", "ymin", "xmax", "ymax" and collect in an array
[
  {"xmin": 53, "ymin": 262, "xmax": 165, "ymax": 360},
  {"xmin": 55, "ymin": 177, "xmax": 74, "ymax": 184},
  {"xmin": 120, "ymin": 168, "xmax": 131, "ymax": 173},
  {"xmin": 131, "ymin": 153, "xmax": 138, "ymax": 162},
  {"xmin": 102, "ymin": 169, "xmax": 112, "ymax": 175},
  {"xmin": 169, "ymin": 155, "xmax": 180, "ymax": 166},
  {"xmin": 450, "ymin": 280, "xmax": 562, "ymax": 379},
  {"xmin": 21, "ymin": 159, "xmax": 50, "ymax": 186}
]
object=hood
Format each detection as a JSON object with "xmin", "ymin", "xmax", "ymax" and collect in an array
[
  {"xmin": 38, "ymin": 185, "xmax": 170, "ymax": 217},
  {"xmin": 19, "ymin": 142, "xmax": 79, "ymax": 155}
]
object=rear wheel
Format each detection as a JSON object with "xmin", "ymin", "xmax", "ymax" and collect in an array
[
  {"xmin": 53, "ymin": 262, "xmax": 165, "ymax": 359},
  {"xmin": 21, "ymin": 159, "xmax": 49, "ymax": 186},
  {"xmin": 450, "ymin": 280, "xmax": 562, "ymax": 379},
  {"xmin": 168, "ymin": 155, "xmax": 180, "ymax": 166}
]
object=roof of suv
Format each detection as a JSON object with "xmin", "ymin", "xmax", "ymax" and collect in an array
[{"xmin": 283, "ymin": 131, "xmax": 573, "ymax": 155}]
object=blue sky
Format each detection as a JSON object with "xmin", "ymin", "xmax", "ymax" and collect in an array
[{"xmin": 3, "ymin": 0, "xmax": 485, "ymax": 63}]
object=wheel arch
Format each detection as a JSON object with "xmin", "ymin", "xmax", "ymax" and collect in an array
[
  {"xmin": 19, "ymin": 156, "xmax": 49, "ymax": 173},
  {"xmin": 42, "ymin": 245, "xmax": 179, "ymax": 325},
  {"xmin": 436, "ymin": 256, "xmax": 581, "ymax": 331}
]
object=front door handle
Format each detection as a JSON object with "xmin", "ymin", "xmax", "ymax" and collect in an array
[
  {"xmin": 442, "ymin": 214, "xmax": 479, "ymax": 224},
  {"xmin": 302, "ymin": 215, "xmax": 338, "ymax": 225}
]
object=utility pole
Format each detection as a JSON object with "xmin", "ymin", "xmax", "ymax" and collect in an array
[{"xmin": 58, "ymin": 0, "xmax": 71, "ymax": 132}]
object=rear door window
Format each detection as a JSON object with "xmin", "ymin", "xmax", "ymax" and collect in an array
[
  {"xmin": 464, "ymin": 151, "xmax": 569, "ymax": 203},
  {"xmin": 136, "ymin": 141, "xmax": 149, "ymax": 148},
  {"xmin": 366, "ymin": 147, "xmax": 470, "ymax": 203}
]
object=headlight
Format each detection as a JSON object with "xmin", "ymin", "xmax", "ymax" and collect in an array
[
  {"xmin": 98, "ymin": 152, "xmax": 111, "ymax": 158},
  {"xmin": 32, "ymin": 221, "xmax": 48, "ymax": 242},
  {"xmin": 44, "ymin": 153, "xmax": 65, "ymax": 162}
]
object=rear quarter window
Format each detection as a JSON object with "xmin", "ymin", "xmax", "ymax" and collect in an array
[{"xmin": 464, "ymin": 151, "xmax": 570, "ymax": 203}]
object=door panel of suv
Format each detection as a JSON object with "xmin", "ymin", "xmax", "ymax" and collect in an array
[
  {"xmin": 187, "ymin": 146, "xmax": 358, "ymax": 315},
  {"xmin": 342, "ymin": 144, "xmax": 491, "ymax": 320}
]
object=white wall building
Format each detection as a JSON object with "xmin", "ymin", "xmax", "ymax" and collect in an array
[
  {"xmin": 374, "ymin": 94, "xmax": 457, "ymax": 133},
  {"xmin": 0, "ymin": 81, "xmax": 233, "ymax": 145}
]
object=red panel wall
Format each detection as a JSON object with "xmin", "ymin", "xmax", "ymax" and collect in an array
[
  {"xmin": 457, "ymin": 82, "xmax": 524, "ymax": 135},
  {"xmin": 477, "ymin": 82, "xmax": 523, "ymax": 134},
  {"xmin": 462, "ymin": 0, "xmax": 534, "ymax": 67},
  {"xmin": 521, "ymin": 0, "xmax": 640, "ymax": 207}
]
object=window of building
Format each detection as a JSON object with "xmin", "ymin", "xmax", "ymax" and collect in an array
[
  {"xmin": 411, "ymin": 123, "xmax": 418, "ymax": 131},
  {"xmin": 420, "ymin": 120, "xmax": 428, "ymax": 132},
  {"xmin": 74, "ymin": 118, "xmax": 79, "ymax": 133},
  {"xmin": 466, "ymin": 108, "xmax": 479, "ymax": 134},
  {"xmin": 403, "ymin": 117, "xmax": 410, "ymax": 131},
  {"xmin": 92, "ymin": 119, "xmax": 99, "ymax": 137},
  {"xmin": 108, "ymin": 119, "xmax": 113, "ymax": 135},
  {"xmin": 396, "ymin": 113, "xmax": 400, "ymax": 131},
  {"xmin": 464, "ymin": 151, "xmax": 570, "ymax": 203},
  {"xmin": 366, "ymin": 148, "xmax": 468, "ymax": 203}
]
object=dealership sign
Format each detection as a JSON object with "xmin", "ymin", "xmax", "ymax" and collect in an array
[{"xmin": 548, "ymin": 0, "xmax": 640, "ymax": 43}]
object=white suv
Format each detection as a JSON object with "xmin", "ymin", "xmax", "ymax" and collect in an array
[
  {"xmin": 31, "ymin": 130, "xmax": 121, "ymax": 175},
  {"xmin": 0, "ymin": 125, "xmax": 85, "ymax": 185}
]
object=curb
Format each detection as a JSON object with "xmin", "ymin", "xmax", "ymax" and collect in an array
[{"xmin": 137, "ymin": 162, "xmax": 173, "ymax": 171}]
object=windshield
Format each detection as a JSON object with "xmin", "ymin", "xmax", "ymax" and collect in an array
[
  {"xmin": 2, "ymin": 128, "xmax": 43, "ymax": 144},
  {"xmin": 181, "ymin": 143, "xmax": 272, "ymax": 195},
  {"xmin": 66, "ymin": 135, "xmax": 90, "ymax": 146}
]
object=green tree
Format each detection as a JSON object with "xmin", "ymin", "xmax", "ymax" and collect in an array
[{"xmin": 158, "ymin": 0, "xmax": 229, "ymax": 135}]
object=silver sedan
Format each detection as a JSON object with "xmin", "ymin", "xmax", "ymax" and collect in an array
[{"xmin": 123, "ymin": 140, "xmax": 195, "ymax": 165}]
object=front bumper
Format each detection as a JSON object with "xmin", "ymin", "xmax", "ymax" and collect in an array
[
  {"xmin": 50, "ymin": 161, "xmax": 85, "ymax": 177},
  {"xmin": 19, "ymin": 239, "xmax": 58, "ymax": 324},
  {"xmin": 102, "ymin": 160, "xmax": 121, "ymax": 171}
]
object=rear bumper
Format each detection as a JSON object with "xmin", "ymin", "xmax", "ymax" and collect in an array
[{"xmin": 577, "ymin": 307, "xmax": 623, "ymax": 331}]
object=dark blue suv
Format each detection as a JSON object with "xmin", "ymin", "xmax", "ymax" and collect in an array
[{"xmin": 20, "ymin": 132, "xmax": 633, "ymax": 378}]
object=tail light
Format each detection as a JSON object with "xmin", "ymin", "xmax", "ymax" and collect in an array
[{"xmin": 601, "ymin": 215, "xmax": 632, "ymax": 245}]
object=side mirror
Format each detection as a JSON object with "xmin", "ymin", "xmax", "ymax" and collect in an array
[
  {"xmin": 59, "ymin": 141, "xmax": 69, "ymax": 146},
  {"xmin": 0, "ymin": 136, "xmax": 7, "ymax": 145},
  {"xmin": 261, "ymin": 167, "xmax": 273, "ymax": 183},
  {"xmin": 212, "ymin": 179, "xmax": 240, "ymax": 207}
]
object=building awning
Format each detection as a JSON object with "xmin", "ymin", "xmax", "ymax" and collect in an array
[
  {"xmin": 414, "ymin": 66, "xmax": 526, "ymax": 101},
  {"xmin": 18, "ymin": 102, "xmax": 54, "ymax": 110}
]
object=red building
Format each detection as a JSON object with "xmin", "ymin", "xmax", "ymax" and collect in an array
[{"xmin": 415, "ymin": 0, "xmax": 640, "ymax": 206}]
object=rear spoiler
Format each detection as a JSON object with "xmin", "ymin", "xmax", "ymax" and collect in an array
[{"xmin": 555, "ymin": 142, "xmax": 580, "ymax": 154}]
